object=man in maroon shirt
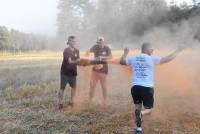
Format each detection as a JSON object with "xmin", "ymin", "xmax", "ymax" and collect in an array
[
  {"xmin": 58, "ymin": 35, "xmax": 80, "ymax": 110},
  {"xmin": 58, "ymin": 36, "xmax": 107, "ymax": 111},
  {"xmin": 86, "ymin": 37, "xmax": 112, "ymax": 106}
]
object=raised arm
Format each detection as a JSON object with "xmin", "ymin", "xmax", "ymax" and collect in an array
[
  {"xmin": 120, "ymin": 48, "xmax": 129, "ymax": 65},
  {"xmin": 160, "ymin": 46, "xmax": 184, "ymax": 64},
  {"xmin": 105, "ymin": 48, "xmax": 129, "ymax": 65}
]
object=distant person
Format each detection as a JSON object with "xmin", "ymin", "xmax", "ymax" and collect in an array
[
  {"xmin": 58, "ymin": 36, "xmax": 107, "ymax": 111},
  {"xmin": 106, "ymin": 43, "xmax": 184, "ymax": 134},
  {"xmin": 86, "ymin": 37, "xmax": 112, "ymax": 106}
]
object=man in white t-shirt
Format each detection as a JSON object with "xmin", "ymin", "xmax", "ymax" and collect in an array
[{"xmin": 107, "ymin": 42, "xmax": 184, "ymax": 134}]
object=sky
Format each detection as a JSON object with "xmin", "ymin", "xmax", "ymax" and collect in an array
[
  {"xmin": 0, "ymin": 0, "xmax": 194, "ymax": 36},
  {"xmin": 0, "ymin": 0, "xmax": 59, "ymax": 36}
]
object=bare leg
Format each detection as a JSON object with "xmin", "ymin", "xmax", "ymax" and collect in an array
[
  {"xmin": 136, "ymin": 104, "xmax": 152, "ymax": 116},
  {"xmin": 89, "ymin": 72, "xmax": 97, "ymax": 103},
  {"xmin": 70, "ymin": 88, "xmax": 76, "ymax": 105},
  {"xmin": 89, "ymin": 80, "xmax": 97, "ymax": 102},
  {"xmin": 134, "ymin": 104, "xmax": 152, "ymax": 132},
  {"xmin": 101, "ymin": 87, "xmax": 107, "ymax": 107},
  {"xmin": 135, "ymin": 104, "xmax": 142, "ymax": 129},
  {"xmin": 100, "ymin": 74, "xmax": 107, "ymax": 107},
  {"xmin": 58, "ymin": 89, "xmax": 65, "ymax": 111},
  {"xmin": 141, "ymin": 108, "xmax": 152, "ymax": 116},
  {"xmin": 58, "ymin": 89, "xmax": 64, "ymax": 104}
]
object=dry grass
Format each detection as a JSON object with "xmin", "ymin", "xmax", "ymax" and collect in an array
[
  {"xmin": 2, "ymin": 83, "xmax": 56, "ymax": 100},
  {"xmin": 0, "ymin": 50, "xmax": 200, "ymax": 134}
]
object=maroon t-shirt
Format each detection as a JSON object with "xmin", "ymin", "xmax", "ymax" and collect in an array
[
  {"xmin": 61, "ymin": 47, "xmax": 80, "ymax": 76},
  {"xmin": 90, "ymin": 45, "xmax": 111, "ymax": 74}
]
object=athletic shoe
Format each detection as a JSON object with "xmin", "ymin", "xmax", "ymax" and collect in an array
[{"xmin": 135, "ymin": 129, "xmax": 143, "ymax": 134}]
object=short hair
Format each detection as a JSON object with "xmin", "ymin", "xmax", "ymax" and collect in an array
[
  {"xmin": 96, "ymin": 36, "xmax": 104, "ymax": 44},
  {"xmin": 141, "ymin": 42, "xmax": 151, "ymax": 52},
  {"xmin": 67, "ymin": 35, "xmax": 76, "ymax": 44}
]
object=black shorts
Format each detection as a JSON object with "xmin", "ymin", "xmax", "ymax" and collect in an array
[
  {"xmin": 60, "ymin": 74, "xmax": 76, "ymax": 89},
  {"xmin": 131, "ymin": 85, "xmax": 154, "ymax": 109}
]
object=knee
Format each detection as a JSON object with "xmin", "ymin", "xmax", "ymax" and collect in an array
[
  {"xmin": 142, "ymin": 108, "xmax": 152, "ymax": 116},
  {"xmin": 100, "ymin": 82, "xmax": 107, "ymax": 90},
  {"xmin": 90, "ymin": 81, "xmax": 96, "ymax": 89}
]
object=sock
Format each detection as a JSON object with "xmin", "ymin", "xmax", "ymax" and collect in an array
[{"xmin": 136, "ymin": 127, "xmax": 142, "ymax": 131}]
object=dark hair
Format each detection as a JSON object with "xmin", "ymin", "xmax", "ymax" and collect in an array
[
  {"xmin": 67, "ymin": 35, "xmax": 76, "ymax": 45},
  {"xmin": 141, "ymin": 42, "xmax": 151, "ymax": 52}
]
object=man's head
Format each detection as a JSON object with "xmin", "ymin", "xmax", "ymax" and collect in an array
[
  {"xmin": 96, "ymin": 36, "xmax": 105, "ymax": 47},
  {"xmin": 67, "ymin": 35, "xmax": 76, "ymax": 48},
  {"xmin": 141, "ymin": 42, "xmax": 154, "ymax": 55}
]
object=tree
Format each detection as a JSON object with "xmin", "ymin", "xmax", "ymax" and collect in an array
[{"xmin": 0, "ymin": 26, "xmax": 12, "ymax": 51}]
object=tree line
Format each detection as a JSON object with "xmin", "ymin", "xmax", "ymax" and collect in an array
[
  {"xmin": 57, "ymin": 0, "xmax": 200, "ymax": 48},
  {"xmin": 1, "ymin": 0, "xmax": 200, "ymax": 52}
]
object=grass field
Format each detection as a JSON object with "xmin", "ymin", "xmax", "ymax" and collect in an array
[{"xmin": 0, "ymin": 50, "xmax": 200, "ymax": 134}]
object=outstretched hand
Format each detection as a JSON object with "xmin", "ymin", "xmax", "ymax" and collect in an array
[
  {"xmin": 77, "ymin": 59, "xmax": 107, "ymax": 66},
  {"xmin": 123, "ymin": 47, "xmax": 129, "ymax": 56},
  {"xmin": 77, "ymin": 59, "xmax": 90, "ymax": 66}
]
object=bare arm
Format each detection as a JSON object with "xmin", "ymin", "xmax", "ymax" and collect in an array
[
  {"xmin": 99, "ymin": 55, "xmax": 112, "ymax": 60},
  {"xmin": 105, "ymin": 48, "xmax": 129, "ymax": 65},
  {"xmin": 86, "ymin": 46, "xmax": 113, "ymax": 60},
  {"xmin": 68, "ymin": 57, "xmax": 80, "ymax": 64},
  {"xmin": 160, "ymin": 46, "xmax": 184, "ymax": 64},
  {"xmin": 120, "ymin": 48, "xmax": 129, "ymax": 65}
]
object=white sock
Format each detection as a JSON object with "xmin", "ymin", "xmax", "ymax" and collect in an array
[{"xmin": 136, "ymin": 127, "xmax": 142, "ymax": 131}]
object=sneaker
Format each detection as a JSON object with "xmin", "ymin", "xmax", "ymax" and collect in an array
[
  {"xmin": 135, "ymin": 128, "xmax": 143, "ymax": 134},
  {"xmin": 58, "ymin": 104, "xmax": 64, "ymax": 111},
  {"xmin": 135, "ymin": 109, "xmax": 142, "ymax": 127}
]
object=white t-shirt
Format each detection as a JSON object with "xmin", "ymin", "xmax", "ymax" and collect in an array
[{"xmin": 125, "ymin": 53, "xmax": 161, "ymax": 87}]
